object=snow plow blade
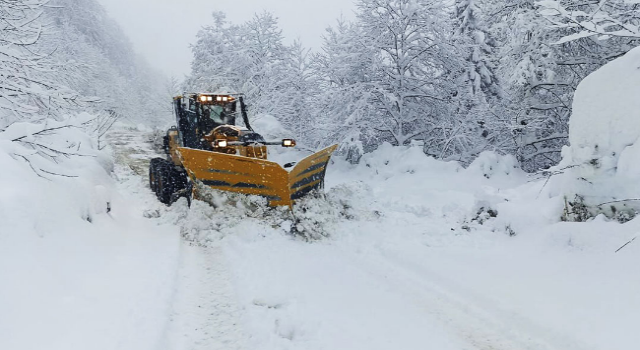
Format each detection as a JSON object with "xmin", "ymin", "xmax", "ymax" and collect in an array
[{"xmin": 178, "ymin": 145, "xmax": 338, "ymax": 207}]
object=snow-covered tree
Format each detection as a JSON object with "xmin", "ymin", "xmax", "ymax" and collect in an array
[
  {"xmin": 539, "ymin": 0, "xmax": 640, "ymax": 42},
  {"xmin": 188, "ymin": 11, "xmax": 315, "ymax": 139},
  {"xmin": 312, "ymin": 1, "xmax": 497, "ymax": 163},
  {"xmin": 355, "ymin": 0, "xmax": 465, "ymax": 150},
  {"xmin": 276, "ymin": 40, "xmax": 318, "ymax": 139},
  {"xmin": 310, "ymin": 19, "xmax": 379, "ymax": 158},
  {"xmin": 455, "ymin": 0, "xmax": 501, "ymax": 101},
  {"xmin": 239, "ymin": 12, "xmax": 291, "ymax": 116},
  {"xmin": 43, "ymin": 0, "xmax": 171, "ymax": 126},
  {"xmin": 484, "ymin": 0, "xmax": 575, "ymax": 170},
  {"xmin": 480, "ymin": 0, "xmax": 640, "ymax": 171},
  {"xmin": 0, "ymin": 0, "xmax": 82, "ymax": 128},
  {"xmin": 188, "ymin": 12, "xmax": 243, "ymax": 92}
]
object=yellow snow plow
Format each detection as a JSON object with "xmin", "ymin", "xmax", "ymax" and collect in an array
[
  {"xmin": 148, "ymin": 93, "xmax": 338, "ymax": 207},
  {"xmin": 177, "ymin": 144, "xmax": 337, "ymax": 207}
]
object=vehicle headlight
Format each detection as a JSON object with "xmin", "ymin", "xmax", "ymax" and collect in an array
[
  {"xmin": 215, "ymin": 139, "xmax": 228, "ymax": 147},
  {"xmin": 282, "ymin": 139, "xmax": 296, "ymax": 147}
]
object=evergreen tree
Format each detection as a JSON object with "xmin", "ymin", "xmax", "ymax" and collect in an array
[{"xmin": 455, "ymin": 0, "xmax": 501, "ymax": 101}]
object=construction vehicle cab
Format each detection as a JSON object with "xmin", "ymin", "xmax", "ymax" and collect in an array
[
  {"xmin": 150, "ymin": 92, "xmax": 338, "ymax": 207},
  {"xmin": 173, "ymin": 93, "xmax": 243, "ymax": 149}
]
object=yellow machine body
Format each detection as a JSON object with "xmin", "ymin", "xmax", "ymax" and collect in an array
[
  {"xmin": 155, "ymin": 93, "xmax": 338, "ymax": 207},
  {"xmin": 177, "ymin": 144, "xmax": 338, "ymax": 207}
]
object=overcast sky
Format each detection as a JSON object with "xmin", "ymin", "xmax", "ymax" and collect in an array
[{"xmin": 97, "ymin": 0, "xmax": 356, "ymax": 78}]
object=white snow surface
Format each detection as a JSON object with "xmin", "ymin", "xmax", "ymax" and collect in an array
[
  {"xmin": 251, "ymin": 114, "xmax": 295, "ymax": 142},
  {"xmin": 556, "ymin": 46, "xmax": 640, "ymax": 206},
  {"xmin": 0, "ymin": 121, "xmax": 181, "ymax": 350},
  {"xmin": 3, "ymin": 120, "xmax": 640, "ymax": 350}
]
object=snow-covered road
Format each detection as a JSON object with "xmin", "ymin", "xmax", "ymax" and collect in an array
[
  {"xmin": 163, "ymin": 243, "xmax": 246, "ymax": 350},
  {"xmin": 107, "ymin": 127, "xmax": 640, "ymax": 350},
  {"xmin": 5, "ymin": 126, "xmax": 639, "ymax": 350}
]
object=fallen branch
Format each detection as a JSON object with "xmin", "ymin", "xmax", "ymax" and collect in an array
[
  {"xmin": 615, "ymin": 236, "xmax": 637, "ymax": 253},
  {"xmin": 597, "ymin": 198, "xmax": 640, "ymax": 207},
  {"xmin": 10, "ymin": 123, "xmax": 82, "ymax": 142},
  {"xmin": 40, "ymin": 169, "xmax": 78, "ymax": 178}
]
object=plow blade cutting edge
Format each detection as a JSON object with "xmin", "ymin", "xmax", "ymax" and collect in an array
[{"xmin": 177, "ymin": 145, "xmax": 338, "ymax": 207}]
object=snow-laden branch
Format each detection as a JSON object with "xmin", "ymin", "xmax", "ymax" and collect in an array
[
  {"xmin": 538, "ymin": 0, "xmax": 640, "ymax": 43},
  {"xmin": 0, "ymin": 115, "xmax": 100, "ymax": 179}
]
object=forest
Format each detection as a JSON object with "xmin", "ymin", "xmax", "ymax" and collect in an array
[
  {"xmin": 185, "ymin": 0, "xmax": 640, "ymax": 172},
  {"xmin": 1, "ymin": 0, "xmax": 638, "ymax": 173}
]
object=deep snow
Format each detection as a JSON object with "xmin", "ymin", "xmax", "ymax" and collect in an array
[
  {"xmin": 4, "ymin": 105, "xmax": 640, "ymax": 350},
  {"xmin": 554, "ymin": 46, "xmax": 640, "ymax": 216},
  {"xmin": 154, "ymin": 129, "xmax": 640, "ymax": 349},
  {"xmin": 0, "ymin": 122, "xmax": 181, "ymax": 350}
]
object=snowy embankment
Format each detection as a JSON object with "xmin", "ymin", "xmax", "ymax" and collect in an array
[
  {"xmin": 552, "ymin": 45, "xmax": 640, "ymax": 219},
  {"xmin": 179, "ymin": 140, "xmax": 640, "ymax": 350},
  {"xmin": 0, "ymin": 121, "xmax": 181, "ymax": 350}
]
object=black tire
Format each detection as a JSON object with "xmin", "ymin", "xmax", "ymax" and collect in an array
[
  {"xmin": 151, "ymin": 158, "xmax": 189, "ymax": 206},
  {"xmin": 162, "ymin": 135, "xmax": 170, "ymax": 155},
  {"xmin": 172, "ymin": 167, "xmax": 189, "ymax": 192},
  {"xmin": 168, "ymin": 167, "xmax": 190, "ymax": 204},
  {"xmin": 149, "ymin": 158, "xmax": 164, "ymax": 194},
  {"xmin": 156, "ymin": 162, "xmax": 173, "ymax": 205},
  {"xmin": 149, "ymin": 166, "xmax": 156, "ymax": 193}
]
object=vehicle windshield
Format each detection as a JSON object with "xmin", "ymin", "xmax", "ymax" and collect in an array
[{"xmin": 200, "ymin": 102, "xmax": 236, "ymax": 126}]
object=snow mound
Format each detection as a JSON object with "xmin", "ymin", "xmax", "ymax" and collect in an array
[
  {"xmin": 329, "ymin": 142, "xmax": 527, "ymax": 194},
  {"xmin": 466, "ymin": 151, "xmax": 524, "ymax": 181},
  {"xmin": 250, "ymin": 114, "xmax": 307, "ymax": 166},
  {"xmin": 252, "ymin": 114, "xmax": 294, "ymax": 140},
  {"xmin": 0, "ymin": 117, "xmax": 182, "ymax": 350},
  {"xmin": 169, "ymin": 180, "xmax": 381, "ymax": 243},
  {"xmin": 359, "ymin": 142, "xmax": 463, "ymax": 179},
  {"xmin": 0, "ymin": 115, "xmax": 115, "ymax": 224},
  {"xmin": 554, "ymin": 46, "xmax": 640, "ymax": 218}
]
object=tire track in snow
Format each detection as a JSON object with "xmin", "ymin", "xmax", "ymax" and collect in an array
[
  {"xmin": 343, "ymin": 249, "xmax": 597, "ymax": 350},
  {"xmin": 107, "ymin": 128, "xmax": 247, "ymax": 349},
  {"xmin": 110, "ymin": 127, "xmax": 587, "ymax": 350},
  {"xmin": 163, "ymin": 243, "xmax": 247, "ymax": 350},
  {"xmin": 106, "ymin": 129, "xmax": 161, "ymax": 178}
]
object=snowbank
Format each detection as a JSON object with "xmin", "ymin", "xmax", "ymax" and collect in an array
[
  {"xmin": 176, "ymin": 138, "xmax": 640, "ymax": 350},
  {"xmin": 553, "ymin": 46, "xmax": 640, "ymax": 218},
  {"xmin": 0, "ymin": 115, "xmax": 115, "ymax": 225},
  {"xmin": 143, "ymin": 123, "xmax": 640, "ymax": 350},
  {"xmin": 250, "ymin": 114, "xmax": 313, "ymax": 167},
  {"xmin": 252, "ymin": 114, "xmax": 294, "ymax": 140},
  {"xmin": 0, "ymin": 119, "xmax": 180, "ymax": 350}
]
